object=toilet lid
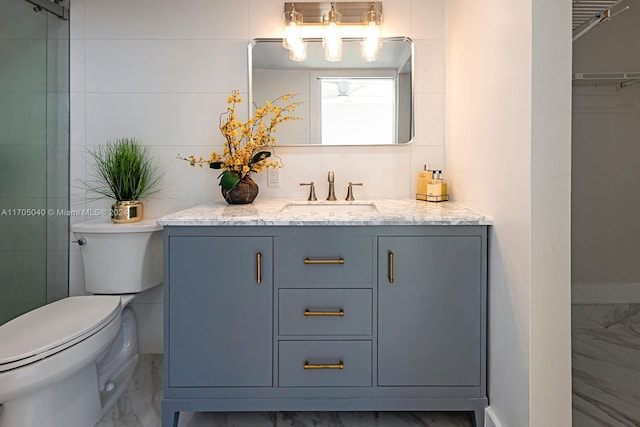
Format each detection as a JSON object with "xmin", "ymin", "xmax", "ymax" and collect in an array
[{"xmin": 0, "ymin": 296, "xmax": 121, "ymax": 372}]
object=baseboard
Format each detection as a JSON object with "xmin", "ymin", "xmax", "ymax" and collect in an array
[
  {"xmin": 485, "ymin": 407, "xmax": 504, "ymax": 427},
  {"xmin": 572, "ymin": 282, "xmax": 640, "ymax": 304}
]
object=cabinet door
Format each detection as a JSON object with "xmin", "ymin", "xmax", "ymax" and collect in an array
[
  {"xmin": 378, "ymin": 236, "xmax": 482, "ymax": 386},
  {"xmin": 168, "ymin": 236, "xmax": 272, "ymax": 387}
]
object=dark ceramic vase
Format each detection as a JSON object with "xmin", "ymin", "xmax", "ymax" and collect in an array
[{"xmin": 221, "ymin": 176, "xmax": 259, "ymax": 204}]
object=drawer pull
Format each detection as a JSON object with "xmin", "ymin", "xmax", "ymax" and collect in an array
[
  {"xmin": 304, "ymin": 258, "xmax": 345, "ymax": 265},
  {"xmin": 256, "ymin": 252, "xmax": 262, "ymax": 284},
  {"xmin": 304, "ymin": 360, "xmax": 344, "ymax": 370},
  {"xmin": 388, "ymin": 251, "xmax": 394, "ymax": 283},
  {"xmin": 304, "ymin": 308, "xmax": 345, "ymax": 317}
]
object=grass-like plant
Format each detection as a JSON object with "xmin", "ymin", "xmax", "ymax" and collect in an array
[{"xmin": 85, "ymin": 138, "xmax": 164, "ymax": 201}]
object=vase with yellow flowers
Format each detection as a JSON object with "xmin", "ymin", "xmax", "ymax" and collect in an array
[{"xmin": 180, "ymin": 90, "xmax": 301, "ymax": 204}]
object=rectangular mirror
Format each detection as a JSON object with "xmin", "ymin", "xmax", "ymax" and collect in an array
[{"xmin": 249, "ymin": 37, "xmax": 414, "ymax": 146}]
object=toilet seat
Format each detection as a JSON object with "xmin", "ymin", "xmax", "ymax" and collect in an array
[{"xmin": 0, "ymin": 296, "xmax": 121, "ymax": 372}]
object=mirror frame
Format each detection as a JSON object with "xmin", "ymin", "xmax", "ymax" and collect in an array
[{"xmin": 248, "ymin": 37, "xmax": 415, "ymax": 147}]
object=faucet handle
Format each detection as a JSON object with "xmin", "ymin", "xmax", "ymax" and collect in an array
[
  {"xmin": 345, "ymin": 182, "xmax": 363, "ymax": 201},
  {"xmin": 300, "ymin": 182, "xmax": 317, "ymax": 201}
]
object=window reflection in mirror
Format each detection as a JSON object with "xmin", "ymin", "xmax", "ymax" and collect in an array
[
  {"xmin": 319, "ymin": 77, "xmax": 395, "ymax": 145},
  {"xmin": 249, "ymin": 37, "xmax": 413, "ymax": 146}
]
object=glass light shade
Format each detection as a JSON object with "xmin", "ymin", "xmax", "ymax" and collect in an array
[
  {"xmin": 283, "ymin": 22, "xmax": 300, "ymax": 50},
  {"xmin": 288, "ymin": 41, "xmax": 307, "ymax": 61},
  {"xmin": 361, "ymin": 9, "xmax": 383, "ymax": 62},
  {"xmin": 361, "ymin": 22, "xmax": 381, "ymax": 61},
  {"xmin": 322, "ymin": 9, "xmax": 343, "ymax": 62},
  {"xmin": 283, "ymin": 9, "xmax": 303, "ymax": 50}
]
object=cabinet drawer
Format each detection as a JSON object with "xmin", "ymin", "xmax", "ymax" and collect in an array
[
  {"xmin": 276, "ymin": 236, "xmax": 373, "ymax": 285},
  {"xmin": 279, "ymin": 289, "xmax": 372, "ymax": 336},
  {"xmin": 279, "ymin": 341, "xmax": 372, "ymax": 387}
]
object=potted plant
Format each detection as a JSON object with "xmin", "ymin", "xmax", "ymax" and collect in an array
[
  {"xmin": 84, "ymin": 137, "xmax": 164, "ymax": 223},
  {"xmin": 179, "ymin": 90, "xmax": 301, "ymax": 204}
]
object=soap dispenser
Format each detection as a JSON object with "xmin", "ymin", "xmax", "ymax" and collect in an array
[
  {"xmin": 426, "ymin": 170, "xmax": 449, "ymax": 202},
  {"xmin": 416, "ymin": 165, "xmax": 431, "ymax": 201}
]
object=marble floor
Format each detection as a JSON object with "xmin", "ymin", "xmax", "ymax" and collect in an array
[
  {"xmin": 97, "ymin": 303, "xmax": 640, "ymax": 426},
  {"xmin": 572, "ymin": 304, "xmax": 640, "ymax": 426},
  {"xmin": 97, "ymin": 354, "xmax": 475, "ymax": 427}
]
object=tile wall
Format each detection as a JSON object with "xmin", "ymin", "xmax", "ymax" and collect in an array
[{"xmin": 69, "ymin": 0, "xmax": 446, "ymax": 352}]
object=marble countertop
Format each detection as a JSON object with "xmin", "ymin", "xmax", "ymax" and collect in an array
[{"xmin": 157, "ymin": 199, "xmax": 493, "ymax": 226}]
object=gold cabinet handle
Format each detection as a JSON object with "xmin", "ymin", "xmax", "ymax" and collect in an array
[
  {"xmin": 304, "ymin": 308, "xmax": 345, "ymax": 317},
  {"xmin": 256, "ymin": 252, "xmax": 262, "ymax": 284},
  {"xmin": 388, "ymin": 251, "xmax": 394, "ymax": 283},
  {"xmin": 304, "ymin": 360, "xmax": 344, "ymax": 370},
  {"xmin": 304, "ymin": 258, "xmax": 345, "ymax": 265}
]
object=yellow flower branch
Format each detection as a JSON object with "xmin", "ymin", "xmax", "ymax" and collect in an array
[{"xmin": 178, "ymin": 90, "xmax": 301, "ymax": 190}]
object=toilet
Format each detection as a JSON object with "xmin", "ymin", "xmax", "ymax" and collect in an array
[{"xmin": 0, "ymin": 219, "xmax": 163, "ymax": 427}]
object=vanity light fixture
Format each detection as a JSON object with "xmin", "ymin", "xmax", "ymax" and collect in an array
[
  {"xmin": 283, "ymin": 3, "xmax": 307, "ymax": 61},
  {"xmin": 282, "ymin": 2, "xmax": 383, "ymax": 62},
  {"xmin": 361, "ymin": 2, "xmax": 383, "ymax": 62},
  {"xmin": 322, "ymin": 2, "xmax": 343, "ymax": 62}
]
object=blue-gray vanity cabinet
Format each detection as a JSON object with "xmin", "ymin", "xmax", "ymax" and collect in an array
[
  {"xmin": 162, "ymin": 225, "xmax": 487, "ymax": 427},
  {"xmin": 378, "ymin": 236, "xmax": 484, "ymax": 387},
  {"xmin": 166, "ymin": 236, "xmax": 273, "ymax": 388}
]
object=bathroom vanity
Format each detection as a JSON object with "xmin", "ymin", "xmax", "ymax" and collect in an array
[{"xmin": 159, "ymin": 200, "xmax": 491, "ymax": 427}]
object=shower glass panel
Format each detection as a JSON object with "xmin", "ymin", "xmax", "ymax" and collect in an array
[{"xmin": 0, "ymin": 0, "xmax": 69, "ymax": 325}]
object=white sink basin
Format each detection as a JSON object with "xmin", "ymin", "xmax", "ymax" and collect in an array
[{"xmin": 282, "ymin": 201, "xmax": 378, "ymax": 214}]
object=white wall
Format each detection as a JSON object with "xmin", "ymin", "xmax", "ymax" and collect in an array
[
  {"xmin": 530, "ymin": 0, "xmax": 572, "ymax": 424},
  {"xmin": 69, "ymin": 0, "xmax": 447, "ymax": 352},
  {"xmin": 572, "ymin": 5, "xmax": 640, "ymax": 288},
  {"xmin": 445, "ymin": 0, "xmax": 572, "ymax": 426}
]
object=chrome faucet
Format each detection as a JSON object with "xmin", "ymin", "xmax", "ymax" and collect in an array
[{"xmin": 327, "ymin": 171, "xmax": 337, "ymax": 201}]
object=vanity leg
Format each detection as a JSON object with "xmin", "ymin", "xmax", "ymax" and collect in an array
[
  {"xmin": 161, "ymin": 403, "xmax": 179, "ymax": 427},
  {"xmin": 474, "ymin": 408, "xmax": 485, "ymax": 427}
]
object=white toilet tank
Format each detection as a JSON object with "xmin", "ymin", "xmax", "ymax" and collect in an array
[{"xmin": 71, "ymin": 219, "xmax": 163, "ymax": 294}]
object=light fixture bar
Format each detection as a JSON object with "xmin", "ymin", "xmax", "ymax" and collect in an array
[{"xmin": 284, "ymin": 2, "xmax": 382, "ymax": 24}]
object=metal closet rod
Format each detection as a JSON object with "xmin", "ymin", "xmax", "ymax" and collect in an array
[
  {"xmin": 572, "ymin": 4, "xmax": 629, "ymax": 42},
  {"xmin": 621, "ymin": 79, "xmax": 640, "ymax": 88},
  {"xmin": 25, "ymin": 0, "xmax": 69, "ymax": 20},
  {"xmin": 573, "ymin": 72, "xmax": 640, "ymax": 88}
]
